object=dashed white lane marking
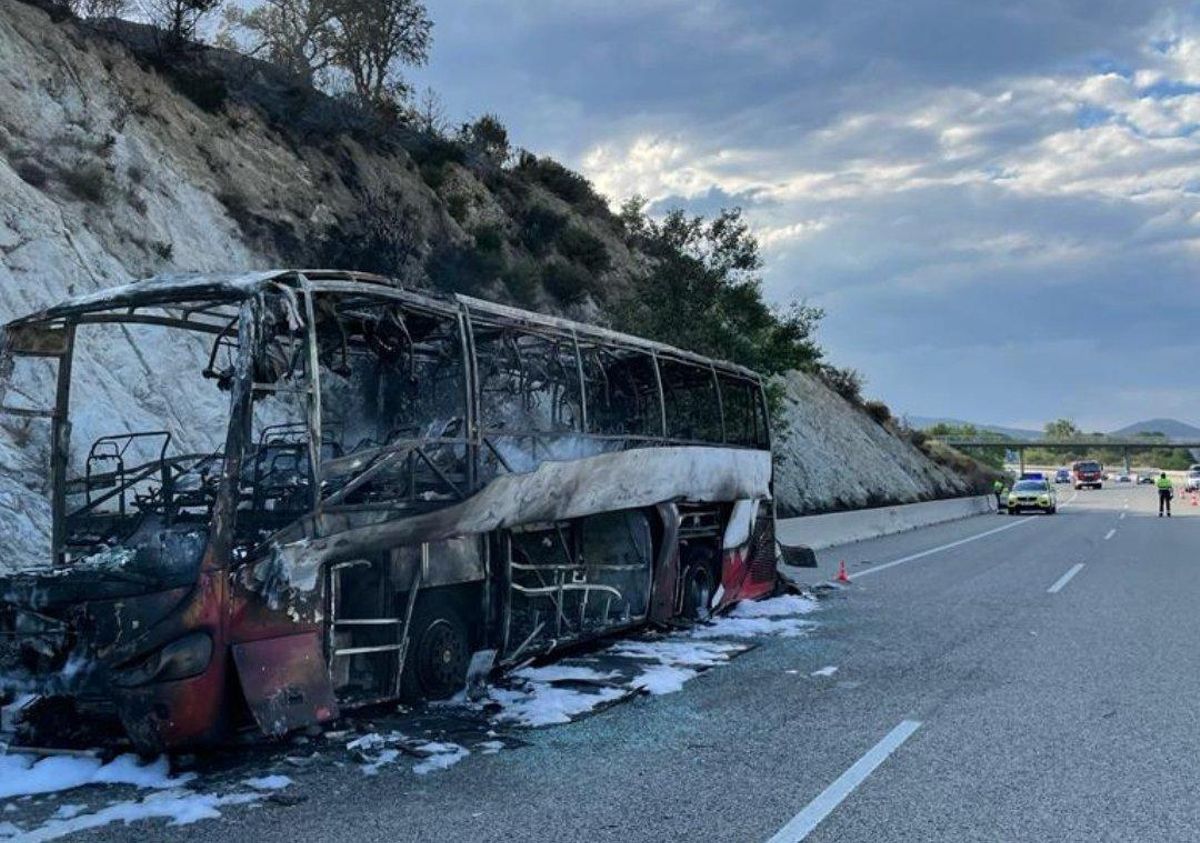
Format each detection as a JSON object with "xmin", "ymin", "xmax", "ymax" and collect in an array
[
  {"xmin": 766, "ymin": 720, "xmax": 922, "ymax": 843},
  {"xmin": 1120, "ymin": 511, "xmax": 1126, "ymax": 520},
  {"xmin": 1048, "ymin": 563, "xmax": 1086, "ymax": 594},
  {"xmin": 1104, "ymin": 528, "xmax": 1117, "ymax": 541},
  {"xmin": 854, "ymin": 518, "xmax": 1036, "ymax": 579}
]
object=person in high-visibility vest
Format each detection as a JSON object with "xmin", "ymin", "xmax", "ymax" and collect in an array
[
  {"xmin": 992, "ymin": 478, "xmax": 1006, "ymax": 513},
  {"xmin": 1156, "ymin": 472, "xmax": 1173, "ymax": 517}
]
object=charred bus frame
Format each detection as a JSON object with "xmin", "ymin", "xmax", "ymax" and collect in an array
[{"xmin": 0, "ymin": 270, "xmax": 776, "ymax": 752}]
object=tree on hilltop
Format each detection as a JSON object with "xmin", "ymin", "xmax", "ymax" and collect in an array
[
  {"xmin": 147, "ymin": 0, "xmax": 223, "ymax": 48},
  {"xmin": 221, "ymin": 0, "xmax": 432, "ymax": 108},
  {"xmin": 329, "ymin": 0, "xmax": 432, "ymax": 107}
]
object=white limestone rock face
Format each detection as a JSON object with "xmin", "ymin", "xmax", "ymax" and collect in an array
[
  {"xmin": 0, "ymin": 3, "xmax": 264, "ymax": 568},
  {"xmin": 770, "ymin": 369, "xmax": 973, "ymax": 517}
]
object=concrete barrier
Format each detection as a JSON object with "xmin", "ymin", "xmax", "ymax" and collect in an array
[{"xmin": 776, "ymin": 495, "xmax": 992, "ymax": 551}]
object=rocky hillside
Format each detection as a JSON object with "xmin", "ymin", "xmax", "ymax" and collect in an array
[
  {"xmin": 771, "ymin": 370, "xmax": 987, "ymax": 517},
  {"xmin": 0, "ymin": 0, "xmax": 987, "ymax": 568}
]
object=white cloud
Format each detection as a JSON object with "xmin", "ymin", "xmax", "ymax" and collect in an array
[{"xmin": 419, "ymin": 0, "xmax": 1200, "ymax": 429}]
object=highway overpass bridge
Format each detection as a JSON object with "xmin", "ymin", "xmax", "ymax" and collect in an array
[{"xmin": 934, "ymin": 438, "xmax": 1200, "ymax": 474}]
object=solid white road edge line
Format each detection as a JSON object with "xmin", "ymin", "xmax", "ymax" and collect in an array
[
  {"xmin": 765, "ymin": 720, "xmax": 922, "ymax": 843},
  {"xmin": 1047, "ymin": 563, "xmax": 1085, "ymax": 594},
  {"xmin": 1104, "ymin": 528, "xmax": 1116, "ymax": 540},
  {"xmin": 853, "ymin": 518, "xmax": 1036, "ymax": 579}
]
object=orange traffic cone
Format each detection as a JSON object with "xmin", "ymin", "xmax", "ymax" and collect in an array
[{"xmin": 835, "ymin": 560, "xmax": 851, "ymax": 584}]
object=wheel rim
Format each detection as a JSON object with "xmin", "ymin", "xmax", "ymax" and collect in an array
[{"xmin": 417, "ymin": 618, "xmax": 468, "ymax": 697}]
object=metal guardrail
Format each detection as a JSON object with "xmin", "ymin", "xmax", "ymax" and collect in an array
[{"xmin": 935, "ymin": 438, "xmax": 1200, "ymax": 449}]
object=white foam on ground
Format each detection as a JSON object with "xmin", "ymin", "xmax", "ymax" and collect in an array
[
  {"xmin": 242, "ymin": 775, "xmax": 292, "ymax": 791},
  {"xmin": 0, "ymin": 751, "xmax": 296, "ymax": 839},
  {"xmin": 49, "ymin": 804, "xmax": 85, "ymax": 820},
  {"xmin": 411, "ymin": 742, "xmax": 470, "ymax": 776},
  {"xmin": 688, "ymin": 595, "xmax": 818, "ymax": 639},
  {"xmin": 727, "ymin": 595, "xmax": 819, "ymax": 618},
  {"xmin": 629, "ymin": 664, "xmax": 698, "ymax": 695},
  {"xmin": 610, "ymin": 639, "xmax": 743, "ymax": 696},
  {"xmin": 512, "ymin": 665, "xmax": 621, "ymax": 684},
  {"xmin": 359, "ymin": 748, "xmax": 401, "ymax": 776},
  {"xmin": 488, "ymin": 683, "xmax": 627, "ymax": 727},
  {"xmin": 690, "ymin": 610, "xmax": 816, "ymax": 640},
  {"xmin": 0, "ymin": 752, "xmax": 192, "ymax": 800},
  {"xmin": 608, "ymin": 639, "xmax": 744, "ymax": 668},
  {"xmin": 348, "ymin": 732, "xmax": 471, "ymax": 776},
  {"xmin": 14, "ymin": 790, "xmax": 261, "ymax": 841},
  {"xmin": 488, "ymin": 595, "xmax": 820, "ymax": 717}
]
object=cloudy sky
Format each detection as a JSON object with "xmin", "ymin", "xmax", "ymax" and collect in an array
[{"xmin": 410, "ymin": 1, "xmax": 1200, "ymax": 431}]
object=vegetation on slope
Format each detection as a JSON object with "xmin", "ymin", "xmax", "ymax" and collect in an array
[{"xmin": 22, "ymin": 0, "xmax": 858, "ymax": 390}]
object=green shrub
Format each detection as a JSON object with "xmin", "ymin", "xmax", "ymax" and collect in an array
[
  {"xmin": 459, "ymin": 114, "xmax": 510, "ymax": 163},
  {"xmin": 421, "ymin": 161, "xmax": 450, "ymax": 192},
  {"xmin": 474, "ymin": 224, "xmax": 505, "ymax": 253},
  {"xmin": 863, "ymin": 399, "xmax": 892, "ymax": 425},
  {"xmin": 519, "ymin": 204, "xmax": 567, "ymax": 254},
  {"xmin": 515, "ymin": 151, "xmax": 606, "ymax": 211},
  {"xmin": 319, "ymin": 189, "xmax": 421, "ymax": 276},
  {"xmin": 818, "ymin": 365, "xmax": 865, "ymax": 405},
  {"xmin": 409, "ymin": 135, "xmax": 466, "ymax": 169},
  {"xmin": 556, "ymin": 225, "xmax": 610, "ymax": 272},
  {"xmin": 425, "ymin": 241, "xmax": 507, "ymax": 294},
  {"xmin": 446, "ymin": 193, "xmax": 469, "ymax": 223},
  {"xmin": 15, "ymin": 159, "xmax": 48, "ymax": 188},
  {"xmin": 501, "ymin": 257, "xmax": 541, "ymax": 307},
  {"xmin": 62, "ymin": 159, "xmax": 110, "ymax": 204},
  {"xmin": 541, "ymin": 259, "xmax": 592, "ymax": 305},
  {"xmin": 164, "ymin": 66, "xmax": 228, "ymax": 113}
]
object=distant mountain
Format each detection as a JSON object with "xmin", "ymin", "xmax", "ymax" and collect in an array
[
  {"xmin": 906, "ymin": 417, "xmax": 1042, "ymax": 440},
  {"xmin": 1110, "ymin": 419, "xmax": 1200, "ymax": 439}
]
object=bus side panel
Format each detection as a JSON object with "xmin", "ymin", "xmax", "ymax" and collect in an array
[
  {"xmin": 501, "ymin": 510, "xmax": 654, "ymax": 661},
  {"xmin": 716, "ymin": 503, "xmax": 776, "ymax": 608},
  {"xmin": 232, "ymin": 632, "xmax": 339, "ymax": 736},
  {"xmin": 648, "ymin": 503, "xmax": 681, "ymax": 623}
]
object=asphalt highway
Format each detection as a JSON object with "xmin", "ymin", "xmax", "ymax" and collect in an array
[{"xmin": 83, "ymin": 483, "xmax": 1200, "ymax": 842}]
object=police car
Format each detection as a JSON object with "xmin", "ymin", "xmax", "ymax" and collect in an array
[{"xmin": 1007, "ymin": 478, "xmax": 1058, "ymax": 514}]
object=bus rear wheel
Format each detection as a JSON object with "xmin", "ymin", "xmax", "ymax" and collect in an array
[{"xmin": 401, "ymin": 596, "xmax": 471, "ymax": 701}]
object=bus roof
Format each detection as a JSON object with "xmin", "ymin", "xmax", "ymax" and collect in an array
[{"xmin": 6, "ymin": 269, "xmax": 763, "ymax": 382}]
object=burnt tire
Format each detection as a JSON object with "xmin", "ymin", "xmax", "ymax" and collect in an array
[
  {"xmin": 681, "ymin": 564, "xmax": 714, "ymax": 621},
  {"xmin": 400, "ymin": 595, "xmax": 471, "ymax": 702}
]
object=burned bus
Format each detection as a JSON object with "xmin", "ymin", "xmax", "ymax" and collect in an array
[{"xmin": 0, "ymin": 270, "xmax": 776, "ymax": 752}]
